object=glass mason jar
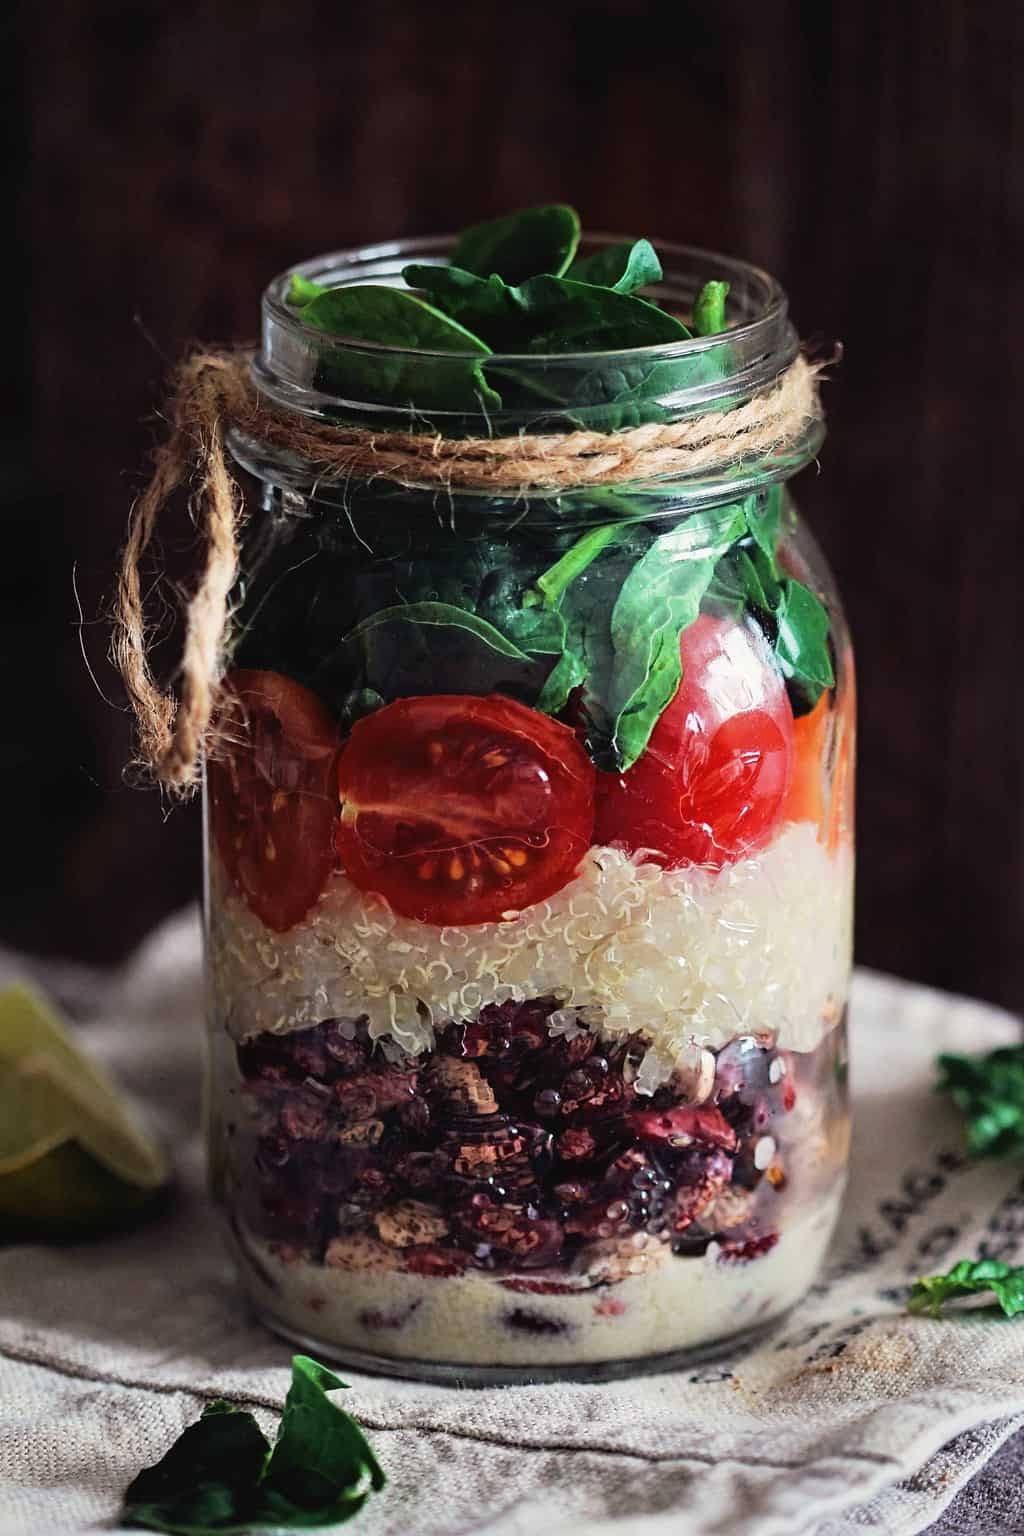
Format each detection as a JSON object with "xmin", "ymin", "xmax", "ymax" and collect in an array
[{"xmin": 204, "ymin": 236, "xmax": 854, "ymax": 1382}]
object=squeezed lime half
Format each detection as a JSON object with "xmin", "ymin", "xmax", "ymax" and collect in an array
[{"xmin": 0, "ymin": 983, "xmax": 170, "ymax": 1238}]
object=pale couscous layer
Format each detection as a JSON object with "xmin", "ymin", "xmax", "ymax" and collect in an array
[{"xmin": 209, "ymin": 820, "xmax": 852, "ymax": 1071}]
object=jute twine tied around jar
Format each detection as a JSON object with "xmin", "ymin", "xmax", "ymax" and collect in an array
[{"xmin": 113, "ymin": 347, "xmax": 822, "ymax": 793}]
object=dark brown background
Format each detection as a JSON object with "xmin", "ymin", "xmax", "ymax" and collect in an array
[{"xmin": 5, "ymin": 0, "xmax": 1022, "ymax": 1010}]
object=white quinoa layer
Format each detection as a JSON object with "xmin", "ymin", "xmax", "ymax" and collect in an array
[
  {"xmin": 237, "ymin": 1187, "xmax": 842, "ymax": 1368},
  {"xmin": 208, "ymin": 821, "xmax": 852, "ymax": 1060}
]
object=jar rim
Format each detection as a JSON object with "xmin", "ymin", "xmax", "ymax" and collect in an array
[
  {"xmin": 261, "ymin": 233, "xmax": 790, "ymax": 365},
  {"xmin": 254, "ymin": 233, "xmax": 801, "ymax": 434}
]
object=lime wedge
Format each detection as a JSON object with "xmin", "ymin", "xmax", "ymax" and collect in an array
[{"xmin": 0, "ymin": 984, "xmax": 170, "ymax": 1238}]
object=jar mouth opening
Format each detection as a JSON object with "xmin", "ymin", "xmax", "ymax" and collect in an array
[{"xmin": 263, "ymin": 233, "xmax": 789, "ymax": 366}]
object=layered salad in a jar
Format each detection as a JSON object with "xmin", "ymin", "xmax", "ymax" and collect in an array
[{"xmin": 205, "ymin": 210, "xmax": 853, "ymax": 1375}]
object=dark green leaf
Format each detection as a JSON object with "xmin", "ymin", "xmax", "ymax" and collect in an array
[
  {"xmin": 693, "ymin": 280, "xmax": 730, "ymax": 337},
  {"xmin": 744, "ymin": 484, "xmax": 784, "ymax": 564},
  {"xmin": 517, "ymin": 275, "xmax": 690, "ymax": 352},
  {"xmin": 938, "ymin": 1046, "xmax": 1024, "ymax": 1158},
  {"xmin": 123, "ymin": 1404, "xmax": 272, "ymax": 1536},
  {"xmin": 705, "ymin": 546, "xmax": 778, "ymax": 621},
  {"xmin": 452, "ymin": 204, "xmax": 581, "ymax": 283},
  {"xmin": 565, "ymin": 239, "xmax": 663, "ymax": 294},
  {"xmin": 608, "ymin": 506, "xmax": 748, "ymax": 769},
  {"xmin": 258, "ymin": 1356, "xmax": 385, "ymax": 1526},
  {"xmin": 120, "ymin": 1356, "xmax": 384, "ymax": 1536},
  {"xmin": 343, "ymin": 601, "xmax": 536, "ymax": 662},
  {"xmin": 300, "ymin": 285, "xmax": 501, "ymax": 412},
  {"xmin": 401, "ymin": 265, "xmax": 524, "ymax": 350},
  {"xmin": 536, "ymin": 523, "xmax": 626, "ymax": 606},
  {"xmin": 775, "ymin": 578, "xmax": 835, "ymax": 708},
  {"xmin": 908, "ymin": 1258, "xmax": 1024, "ymax": 1319},
  {"xmin": 287, "ymin": 274, "xmax": 329, "ymax": 307}
]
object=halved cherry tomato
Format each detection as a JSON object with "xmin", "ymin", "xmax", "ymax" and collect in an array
[
  {"xmin": 595, "ymin": 614, "xmax": 794, "ymax": 868},
  {"xmin": 208, "ymin": 669, "xmax": 339, "ymax": 932},
  {"xmin": 335, "ymin": 694, "xmax": 596, "ymax": 925}
]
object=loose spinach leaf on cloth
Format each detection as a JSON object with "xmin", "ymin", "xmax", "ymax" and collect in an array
[
  {"xmin": 122, "ymin": 1356, "xmax": 384, "ymax": 1535},
  {"xmin": 452, "ymin": 203, "xmax": 581, "ymax": 283},
  {"xmin": 938, "ymin": 1045, "xmax": 1024, "ymax": 1157},
  {"xmin": 608, "ymin": 504, "xmax": 748, "ymax": 769},
  {"xmin": 300, "ymin": 284, "xmax": 500, "ymax": 412},
  {"xmin": 908, "ymin": 1259, "xmax": 1024, "ymax": 1319},
  {"xmin": 565, "ymin": 238, "xmax": 663, "ymax": 294}
]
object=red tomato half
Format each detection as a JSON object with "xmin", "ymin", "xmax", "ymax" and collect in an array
[
  {"xmin": 335, "ymin": 695, "xmax": 596, "ymax": 925},
  {"xmin": 208, "ymin": 669, "xmax": 339, "ymax": 932},
  {"xmin": 595, "ymin": 615, "xmax": 794, "ymax": 868}
]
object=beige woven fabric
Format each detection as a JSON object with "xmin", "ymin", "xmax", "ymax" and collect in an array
[{"xmin": 2, "ymin": 914, "xmax": 1024, "ymax": 1536}]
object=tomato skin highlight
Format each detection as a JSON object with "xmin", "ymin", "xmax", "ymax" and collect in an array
[
  {"xmin": 335, "ymin": 694, "xmax": 596, "ymax": 925},
  {"xmin": 595, "ymin": 615, "xmax": 794, "ymax": 868},
  {"xmin": 208, "ymin": 670, "xmax": 339, "ymax": 932}
]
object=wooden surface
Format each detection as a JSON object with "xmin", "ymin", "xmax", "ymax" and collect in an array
[{"xmin": 6, "ymin": 0, "xmax": 1022, "ymax": 1010}]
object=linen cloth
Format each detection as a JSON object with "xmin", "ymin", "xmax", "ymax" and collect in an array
[{"xmin": 1, "ymin": 910, "xmax": 1023, "ymax": 1536}]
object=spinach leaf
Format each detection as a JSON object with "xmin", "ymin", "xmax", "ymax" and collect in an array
[
  {"xmin": 565, "ymin": 239, "xmax": 663, "ymax": 294},
  {"xmin": 121, "ymin": 1403, "xmax": 272, "ymax": 1535},
  {"xmin": 401, "ymin": 265, "xmax": 529, "ymax": 351},
  {"xmin": 517, "ymin": 275, "xmax": 690, "ymax": 352},
  {"xmin": 403, "ymin": 258, "xmax": 680, "ymax": 358},
  {"xmin": 938, "ymin": 1046, "xmax": 1024, "ymax": 1158},
  {"xmin": 452, "ymin": 204, "xmax": 581, "ymax": 283},
  {"xmin": 608, "ymin": 505, "xmax": 747, "ymax": 769},
  {"xmin": 774, "ymin": 577, "xmax": 835, "ymax": 707},
  {"xmin": 257, "ymin": 1356, "xmax": 385, "ymax": 1526},
  {"xmin": 343, "ymin": 601, "xmax": 537, "ymax": 662},
  {"xmin": 704, "ymin": 545, "xmax": 778, "ymax": 621},
  {"xmin": 300, "ymin": 285, "xmax": 501, "ymax": 412},
  {"xmin": 536, "ymin": 522, "xmax": 626, "ymax": 605},
  {"xmin": 287, "ymin": 274, "xmax": 329, "ymax": 307},
  {"xmin": 121, "ymin": 1355, "xmax": 384, "ymax": 1535},
  {"xmin": 706, "ymin": 489, "xmax": 834, "ymax": 714},
  {"xmin": 693, "ymin": 280, "xmax": 729, "ymax": 337},
  {"xmin": 908, "ymin": 1258, "xmax": 1024, "ymax": 1319},
  {"xmin": 522, "ymin": 522, "xmax": 630, "ymax": 727}
]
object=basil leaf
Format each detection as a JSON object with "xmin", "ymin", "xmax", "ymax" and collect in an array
[
  {"xmin": 121, "ymin": 1356, "xmax": 384, "ymax": 1535},
  {"xmin": 775, "ymin": 578, "xmax": 835, "ymax": 706},
  {"xmin": 565, "ymin": 239, "xmax": 663, "ymax": 294},
  {"xmin": 909, "ymin": 1259, "xmax": 1024, "ymax": 1319},
  {"xmin": 287, "ymin": 274, "xmax": 328, "ymax": 308},
  {"xmin": 608, "ymin": 506, "xmax": 747, "ymax": 769},
  {"xmin": 452, "ymin": 203, "xmax": 581, "ymax": 283},
  {"xmin": 938, "ymin": 1046, "xmax": 1024, "ymax": 1158},
  {"xmin": 518, "ymin": 275, "xmax": 691, "ymax": 352},
  {"xmin": 693, "ymin": 280, "xmax": 730, "ymax": 337},
  {"xmin": 300, "ymin": 285, "xmax": 501, "ymax": 412},
  {"xmin": 344, "ymin": 601, "xmax": 536, "ymax": 662}
]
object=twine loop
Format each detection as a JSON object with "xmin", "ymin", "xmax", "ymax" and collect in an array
[{"xmin": 112, "ymin": 348, "xmax": 822, "ymax": 792}]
